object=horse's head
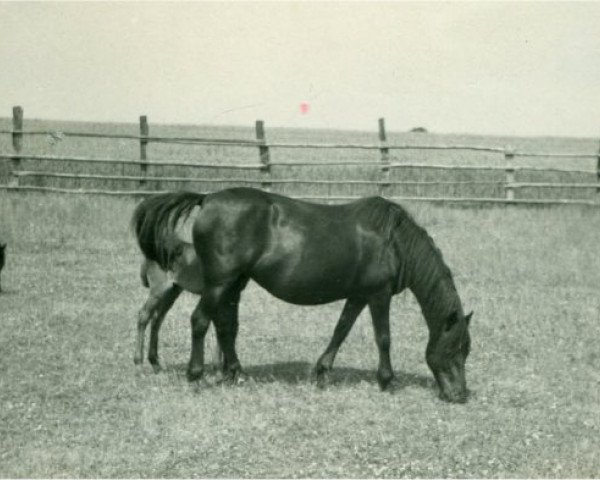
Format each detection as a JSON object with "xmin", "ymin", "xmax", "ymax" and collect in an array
[{"xmin": 426, "ymin": 310, "xmax": 472, "ymax": 403}]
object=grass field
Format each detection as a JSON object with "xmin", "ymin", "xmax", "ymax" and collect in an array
[{"xmin": 0, "ymin": 190, "xmax": 598, "ymax": 477}]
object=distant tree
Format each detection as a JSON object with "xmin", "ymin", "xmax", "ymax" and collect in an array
[{"xmin": 410, "ymin": 127, "xmax": 428, "ymax": 133}]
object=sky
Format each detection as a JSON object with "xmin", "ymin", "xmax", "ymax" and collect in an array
[{"xmin": 1, "ymin": 1, "xmax": 599, "ymax": 137}]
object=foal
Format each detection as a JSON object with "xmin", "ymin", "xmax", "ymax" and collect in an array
[{"xmin": 133, "ymin": 202, "xmax": 220, "ymax": 372}]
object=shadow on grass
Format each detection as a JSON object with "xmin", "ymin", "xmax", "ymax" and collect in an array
[{"xmin": 164, "ymin": 360, "xmax": 435, "ymax": 393}]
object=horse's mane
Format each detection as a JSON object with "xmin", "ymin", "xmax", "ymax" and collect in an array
[
  {"xmin": 131, "ymin": 191, "xmax": 206, "ymax": 270},
  {"xmin": 356, "ymin": 197, "xmax": 458, "ymax": 315}
]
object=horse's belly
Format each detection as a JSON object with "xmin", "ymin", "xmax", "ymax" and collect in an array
[
  {"xmin": 251, "ymin": 254, "xmax": 358, "ymax": 305},
  {"xmin": 254, "ymin": 275, "xmax": 348, "ymax": 305},
  {"xmin": 251, "ymin": 247, "xmax": 395, "ymax": 305}
]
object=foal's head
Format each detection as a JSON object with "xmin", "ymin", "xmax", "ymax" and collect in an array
[
  {"xmin": 0, "ymin": 243, "xmax": 5, "ymax": 292},
  {"xmin": 426, "ymin": 310, "xmax": 472, "ymax": 403}
]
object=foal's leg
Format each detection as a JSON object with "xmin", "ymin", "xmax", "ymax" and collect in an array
[
  {"xmin": 315, "ymin": 298, "xmax": 367, "ymax": 387},
  {"xmin": 147, "ymin": 284, "xmax": 183, "ymax": 372},
  {"xmin": 368, "ymin": 293, "xmax": 394, "ymax": 390},
  {"xmin": 134, "ymin": 284, "xmax": 182, "ymax": 367}
]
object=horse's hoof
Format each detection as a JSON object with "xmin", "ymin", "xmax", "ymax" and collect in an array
[
  {"xmin": 151, "ymin": 363, "xmax": 162, "ymax": 374},
  {"xmin": 186, "ymin": 368, "xmax": 204, "ymax": 383},
  {"xmin": 133, "ymin": 356, "xmax": 142, "ymax": 365},
  {"xmin": 313, "ymin": 363, "xmax": 331, "ymax": 389},
  {"xmin": 219, "ymin": 369, "xmax": 245, "ymax": 386},
  {"xmin": 377, "ymin": 372, "xmax": 394, "ymax": 391},
  {"xmin": 315, "ymin": 370, "xmax": 330, "ymax": 389}
]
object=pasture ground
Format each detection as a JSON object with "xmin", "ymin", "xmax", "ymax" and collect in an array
[{"xmin": 0, "ymin": 191, "xmax": 599, "ymax": 478}]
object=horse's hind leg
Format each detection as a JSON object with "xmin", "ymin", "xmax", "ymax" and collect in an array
[
  {"xmin": 368, "ymin": 293, "xmax": 394, "ymax": 390},
  {"xmin": 147, "ymin": 284, "xmax": 182, "ymax": 372},
  {"xmin": 315, "ymin": 298, "xmax": 366, "ymax": 387},
  {"xmin": 214, "ymin": 290, "xmax": 244, "ymax": 383},
  {"xmin": 185, "ymin": 298, "xmax": 213, "ymax": 382},
  {"xmin": 188, "ymin": 283, "xmax": 245, "ymax": 384},
  {"xmin": 135, "ymin": 296, "xmax": 156, "ymax": 366}
]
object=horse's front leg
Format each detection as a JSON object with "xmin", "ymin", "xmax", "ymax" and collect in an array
[
  {"xmin": 315, "ymin": 298, "xmax": 366, "ymax": 387},
  {"xmin": 368, "ymin": 292, "xmax": 394, "ymax": 390},
  {"xmin": 134, "ymin": 284, "xmax": 181, "ymax": 368}
]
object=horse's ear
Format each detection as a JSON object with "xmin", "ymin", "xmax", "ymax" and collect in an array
[{"xmin": 465, "ymin": 311, "xmax": 473, "ymax": 326}]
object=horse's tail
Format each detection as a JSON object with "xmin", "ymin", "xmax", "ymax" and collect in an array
[{"xmin": 131, "ymin": 191, "xmax": 206, "ymax": 270}]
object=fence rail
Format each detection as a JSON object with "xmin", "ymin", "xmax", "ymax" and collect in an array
[
  {"xmin": 3, "ymin": 128, "xmax": 599, "ymax": 158},
  {"xmin": 0, "ymin": 153, "xmax": 264, "ymax": 170},
  {"xmin": 10, "ymin": 170, "xmax": 599, "ymax": 191},
  {"xmin": 10, "ymin": 170, "xmax": 507, "ymax": 186},
  {"xmin": 1, "ymin": 105, "xmax": 599, "ymax": 205},
  {"xmin": 2, "ymin": 184, "xmax": 598, "ymax": 206},
  {"xmin": 1, "ymin": 153, "xmax": 594, "ymax": 175}
]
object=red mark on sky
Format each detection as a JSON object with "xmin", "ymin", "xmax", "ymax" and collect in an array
[{"xmin": 300, "ymin": 102, "xmax": 310, "ymax": 114}]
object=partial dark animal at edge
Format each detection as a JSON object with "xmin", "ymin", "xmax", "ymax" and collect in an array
[
  {"xmin": 131, "ymin": 188, "xmax": 472, "ymax": 403},
  {"xmin": 0, "ymin": 243, "xmax": 6, "ymax": 293}
]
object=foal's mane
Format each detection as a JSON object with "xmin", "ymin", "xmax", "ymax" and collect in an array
[{"xmin": 131, "ymin": 191, "xmax": 206, "ymax": 270}]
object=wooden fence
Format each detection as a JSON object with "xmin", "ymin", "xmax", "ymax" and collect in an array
[{"xmin": 1, "ymin": 105, "xmax": 599, "ymax": 205}]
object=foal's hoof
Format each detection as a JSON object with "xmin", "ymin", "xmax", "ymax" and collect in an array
[{"xmin": 133, "ymin": 356, "xmax": 143, "ymax": 366}]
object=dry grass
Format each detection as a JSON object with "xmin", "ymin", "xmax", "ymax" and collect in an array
[{"xmin": 0, "ymin": 190, "xmax": 598, "ymax": 477}]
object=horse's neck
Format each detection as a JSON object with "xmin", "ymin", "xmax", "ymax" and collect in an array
[
  {"xmin": 400, "ymin": 234, "xmax": 462, "ymax": 334},
  {"xmin": 411, "ymin": 276, "xmax": 461, "ymax": 333}
]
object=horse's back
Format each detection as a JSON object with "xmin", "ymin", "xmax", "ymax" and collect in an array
[{"xmin": 193, "ymin": 188, "xmax": 398, "ymax": 304}]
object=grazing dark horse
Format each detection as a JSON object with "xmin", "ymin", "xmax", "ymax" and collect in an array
[
  {"xmin": 0, "ymin": 243, "xmax": 6, "ymax": 293},
  {"xmin": 132, "ymin": 188, "xmax": 473, "ymax": 403}
]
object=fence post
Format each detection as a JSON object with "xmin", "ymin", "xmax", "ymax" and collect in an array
[
  {"xmin": 10, "ymin": 106, "xmax": 23, "ymax": 187},
  {"xmin": 139, "ymin": 115, "xmax": 148, "ymax": 187},
  {"xmin": 378, "ymin": 118, "xmax": 390, "ymax": 197},
  {"xmin": 255, "ymin": 120, "xmax": 271, "ymax": 191},
  {"xmin": 504, "ymin": 147, "xmax": 515, "ymax": 201}
]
